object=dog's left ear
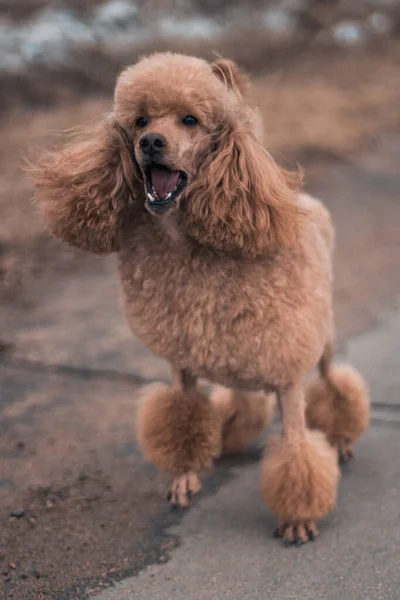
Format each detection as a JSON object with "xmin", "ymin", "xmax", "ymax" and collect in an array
[
  {"xmin": 184, "ymin": 122, "xmax": 302, "ymax": 257},
  {"xmin": 212, "ymin": 59, "xmax": 249, "ymax": 97}
]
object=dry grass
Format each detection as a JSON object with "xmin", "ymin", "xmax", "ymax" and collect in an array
[{"xmin": 253, "ymin": 45, "xmax": 400, "ymax": 160}]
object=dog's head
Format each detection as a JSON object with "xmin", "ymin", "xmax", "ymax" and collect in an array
[
  {"xmin": 33, "ymin": 53, "xmax": 301, "ymax": 257},
  {"xmin": 114, "ymin": 53, "xmax": 251, "ymax": 216},
  {"xmin": 113, "ymin": 53, "xmax": 301, "ymax": 255}
]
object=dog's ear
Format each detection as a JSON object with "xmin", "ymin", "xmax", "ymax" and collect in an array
[
  {"xmin": 212, "ymin": 59, "xmax": 249, "ymax": 97},
  {"xmin": 185, "ymin": 123, "xmax": 301, "ymax": 257},
  {"xmin": 30, "ymin": 116, "xmax": 143, "ymax": 254}
]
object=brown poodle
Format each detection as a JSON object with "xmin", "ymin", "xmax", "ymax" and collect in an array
[{"xmin": 31, "ymin": 52, "xmax": 370, "ymax": 546}]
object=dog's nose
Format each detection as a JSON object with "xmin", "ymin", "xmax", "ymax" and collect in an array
[{"xmin": 139, "ymin": 133, "xmax": 167, "ymax": 155}]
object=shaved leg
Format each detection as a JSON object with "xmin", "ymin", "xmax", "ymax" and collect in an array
[
  {"xmin": 172, "ymin": 368, "xmax": 197, "ymax": 393},
  {"xmin": 261, "ymin": 381, "xmax": 339, "ymax": 546}
]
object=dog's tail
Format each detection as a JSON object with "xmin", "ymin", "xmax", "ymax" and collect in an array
[{"xmin": 305, "ymin": 341, "xmax": 370, "ymax": 463}]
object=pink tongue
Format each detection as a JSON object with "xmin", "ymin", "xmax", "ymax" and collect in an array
[{"xmin": 151, "ymin": 166, "xmax": 180, "ymax": 199}]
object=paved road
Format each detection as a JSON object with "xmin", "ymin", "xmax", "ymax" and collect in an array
[{"xmin": 92, "ymin": 303, "xmax": 400, "ymax": 600}]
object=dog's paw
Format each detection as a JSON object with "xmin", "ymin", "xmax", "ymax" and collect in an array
[
  {"xmin": 274, "ymin": 520, "xmax": 318, "ymax": 547},
  {"xmin": 167, "ymin": 471, "xmax": 202, "ymax": 510},
  {"xmin": 336, "ymin": 439, "xmax": 354, "ymax": 464}
]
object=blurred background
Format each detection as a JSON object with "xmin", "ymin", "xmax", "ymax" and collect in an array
[{"xmin": 0, "ymin": 2, "xmax": 400, "ymax": 599}]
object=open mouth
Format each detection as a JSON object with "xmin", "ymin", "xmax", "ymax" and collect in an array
[{"xmin": 145, "ymin": 164, "xmax": 187, "ymax": 211}]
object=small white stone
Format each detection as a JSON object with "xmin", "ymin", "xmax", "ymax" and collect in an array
[
  {"xmin": 94, "ymin": 1, "xmax": 139, "ymax": 27},
  {"xmin": 20, "ymin": 8, "xmax": 94, "ymax": 63},
  {"xmin": 261, "ymin": 8, "xmax": 298, "ymax": 39},
  {"xmin": 332, "ymin": 20, "xmax": 366, "ymax": 45},
  {"xmin": 367, "ymin": 11, "xmax": 393, "ymax": 35}
]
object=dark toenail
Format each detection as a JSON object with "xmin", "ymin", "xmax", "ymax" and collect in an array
[
  {"xmin": 296, "ymin": 539, "xmax": 303, "ymax": 547},
  {"xmin": 308, "ymin": 531, "xmax": 316, "ymax": 541},
  {"xmin": 167, "ymin": 492, "xmax": 172, "ymax": 501},
  {"xmin": 169, "ymin": 503, "xmax": 179, "ymax": 513},
  {"xmin": 187, "ymin": 490, "xmax": 193, "ymax": 500},
  {"xmin": 284, "ymin": 539, "xmax": 292, "ymax": 547}
]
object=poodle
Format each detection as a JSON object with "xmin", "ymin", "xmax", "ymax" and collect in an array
[{"xmin": 31, "ymin": 52, "xmax": 370, "ymax": 546}]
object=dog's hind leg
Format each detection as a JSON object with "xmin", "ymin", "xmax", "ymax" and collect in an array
[
  {"xmin": 261, "ymin": 381, "xmax": 339, "ymax": 545},
  {"xmin": 210, "ymin": 386, "xmax": 275, "ymax": 456},
  {"xmin": 305, "ymin": 341, "xmax": 370, "ymax": 463},
  {"xmin": 137, "ymin": 369, "xmax": 221, "ymax": 508}
]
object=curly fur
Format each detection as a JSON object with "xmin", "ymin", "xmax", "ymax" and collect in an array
[
  {"xmin": 305, "ymin": 365, "xmax": 370, "ymax": 447},
  {"xmin": 212, "ymin": 58, "xmax": 250, "ymax": 97},
  {"xmin": 29, "ymin": 118, "xmax": 142, "ymax": 254},
  {"xmin": 261, "ymin": 430, "xmax": 339, "ymax": 521},
  {"xmin": 137, "ymin": 383, "xmax": 221, "ymax": 474},
  {"xmin": 184, "ymin": 126, "xmax": 301, "ymax": 256},
  {"xmin": 32, "ymin": 52, "xmax": 369, "ymax": 534},
  {"xmin": 210, "ymin": 386, "xmax": 275, "ymax": 455}
]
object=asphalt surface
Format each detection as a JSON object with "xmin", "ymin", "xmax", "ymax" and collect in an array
[{"xmin": 92, "ymin": 303, "xmax": 400, "ymax": 600}]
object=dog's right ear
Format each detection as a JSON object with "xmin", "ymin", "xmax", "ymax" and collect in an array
[
  {"xmin": 29, "ymin": 116, "xmax": 143, "ymax": 254},
  {"xmin": 211, "ymin": 59, "xmax": 249, "ymax": 97}
]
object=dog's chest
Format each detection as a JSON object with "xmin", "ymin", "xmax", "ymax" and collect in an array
[
  {"xmin": 119, "ymin": 227, "xmax": 257, "ymax": 331},
  {"xmin": 118, "ymin": 221, "xmax": 272, "ymax": 354},
  {"xmin": 116, "ymin": 220, "xmax": 329, "ymax": 385}
]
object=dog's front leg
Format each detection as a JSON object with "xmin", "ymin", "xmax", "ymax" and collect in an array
[
  {"xmin": 168, "ymin": 369, "xmax": 204, "ymax": 508},
  {"xmin": 260, "ymin": 381, "xmax": 340, "ymax": 546},
  {"xmin": 137, "ymin": 369, "xmax": 221, "ymax": 509}
]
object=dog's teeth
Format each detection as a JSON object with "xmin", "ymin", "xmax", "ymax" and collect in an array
[
  {"xmin": 151, "ymin": 187, "xmax": 160, "ymax": 200},
  {"xmin": 166, "ymin": 192, "xmax": 171, "ymax": 200},
  {"xmin": 147, "ymin": 193, "xmax": 154, "ymax": 202}
]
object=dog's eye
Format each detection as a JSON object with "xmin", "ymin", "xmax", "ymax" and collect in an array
[
  {"xmin": 136, "ymin": 117, "xmax": 148, "ymax": 128},
  {"xmin": 182, "ymin": 115, "xmax": 198, "ymax": 127}
]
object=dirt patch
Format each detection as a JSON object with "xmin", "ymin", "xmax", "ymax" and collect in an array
[
  {"xmin": 0, "ymin": 363, "xmax": 237, "ymax": 600},
  {"xmin": 0, "ymin": 366, "xmax": 173, "ymax": 599}
]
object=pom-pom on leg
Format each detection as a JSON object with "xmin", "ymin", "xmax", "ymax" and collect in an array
[
  {"xmin": 137, "ymin": 382, "xmax": 221, "ymax": 507},
  {"xmin": 261, "ymin": 429, "xmax": 339, "ymax": 545},
  {"xmin": 305, "ymin": 365, "xmax": 370, "ymax": 463}
]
